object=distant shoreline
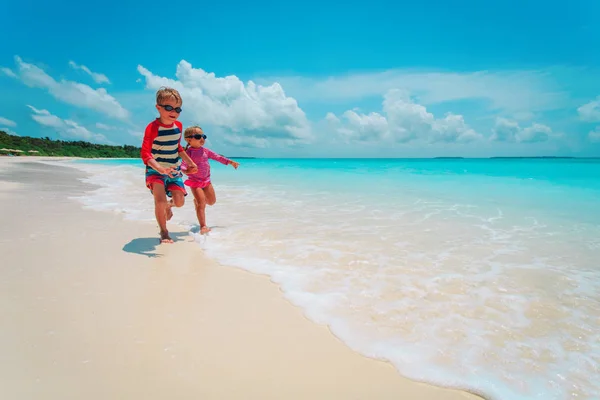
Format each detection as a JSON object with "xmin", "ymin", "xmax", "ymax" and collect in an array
[
  {"xmin": 2, "ymin": 155, "xmax": 599, "ymax": 160},
  {"xmin": 434, "ymin": 156, "xmax": 584, "ymax": 159}
]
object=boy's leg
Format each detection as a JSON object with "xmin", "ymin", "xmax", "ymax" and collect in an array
[
  {"xmin": 191, "ymin": 187, "xmax": 210, "ymax": 234},
  {"xmin": 170, "ymin": 191, "xmax": 185, "ymax": 208},
  {"xmin": 165, "ymin": 177, "xmax": 187, "ymax": 221},
  {"xmin": 151, "ymin": 183, "xmax": 173, "ymax": 243},
  {"xmin": 203, "ymin": 183, "xmax": 217, "ymax": 206},
  {"xmin": 165, "ymin": 176, "xmax": 186, "ymax": 215}
]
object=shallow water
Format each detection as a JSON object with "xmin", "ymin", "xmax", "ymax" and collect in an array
[{"xmin": 71, "ymin": 158, "xmax": 600, "ymax": 400}]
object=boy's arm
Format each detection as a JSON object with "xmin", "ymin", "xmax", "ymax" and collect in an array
[
  {"xmin": 147, "ymin": 158, "xmax": 171, "ymax": 174},
  {"xmin": 140, "ymin": 124, "xmax": 155, "ymax": 165},
  {"xmin": 179, "ymin": 150, "xmax": 197, "ymax": 174}
]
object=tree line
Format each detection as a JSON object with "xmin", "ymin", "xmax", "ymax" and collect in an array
[{"xmin": 0, "ymin": 131, "xmax": 141, "ymax": 158}]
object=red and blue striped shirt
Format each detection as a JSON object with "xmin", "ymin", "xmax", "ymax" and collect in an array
[{"xmin": 140, "ymin": 119, "xmax": 184, "ymax": 168}]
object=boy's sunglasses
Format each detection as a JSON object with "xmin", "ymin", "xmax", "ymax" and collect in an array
[
  {"xmin": 186, "ymin": 134, "xmax": 207, "ymax": 140},
  {"xmin": 158, "ymin": 104, "xmax": 182, "ymax": 113}
]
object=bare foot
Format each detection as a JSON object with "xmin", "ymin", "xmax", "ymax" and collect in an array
[
  {"xmin": 160, "ymin": 230, "xmax": 174, "ymax": 244},
  {"xmin": 166, "ymin": 203, "xmax": 173, "ymax": 221},
  {"xmin": 200, "ymin": 225, "xmax": 211, "ymax": 234}
]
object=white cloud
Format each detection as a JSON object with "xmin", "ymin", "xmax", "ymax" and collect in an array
[
  {"xmin": 137, "ymin": 60, "xmax": 313, "ymax": 145},
  {"xmin": 0, "ymin": 117, "xmax": 17, "ymax": 127},
  {"xmin": 511, "ymin": 111, "xmax": 536, "ymax": 121},
  {"xmin": 95, "ymin": 122, "xmax": 143, "ymax": 141},
  {"xmin": 1, "ymin": 67, "xmax": 17, "ymax": 78},
  {"xmin": 327, "ymin": 89, "xmax": 481, "ymax": 144},
  {"xmin": 491, "ymin": 118, "xmax": 553, "ymax": 143},
  {"xmin": 128, "ymin": 129, "xmax": 143, "ymax": 138},
  {"xmin": 519, "ymin": 124, "xmax": 553, "ymax": 143},
  {"xmin": 68, "ymin": 61, "xmax": 111, "ymax": 85},
  {"xmin": 12, "ymin": 56, "xmax": 129, "ymax": 121},
  {"xmin": 219, "ymin": 133, "xmax": 270, "ymax": 148},
  {"xmin": 95, "ymin": 122, "xmax": 117, "ymax": 130},
  {"xmin": 328, "ymin": 110, "xmax": 389, "ymax": 142},
  {"xmin": 27, "ymin": 105, "xmax": 109, "ymax": 143},
  {"xmin": 589, "ymin": 127, "xmax": 600, "ymax": 143},
  {"xmin": 578, "ymin": 97, "xmax": 600, "ymax": 122},
  {"xmin": 261, "ymin": 69, "xmax": 569, "ymax": 113},
  {"xmin": 490, "ymin": 118, "xmax": 519, "ymax": 142}
]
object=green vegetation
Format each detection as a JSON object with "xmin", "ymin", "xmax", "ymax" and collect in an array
[{"xmin": 0, "ymin": 131, "xmax": 140, "ymax": 158}]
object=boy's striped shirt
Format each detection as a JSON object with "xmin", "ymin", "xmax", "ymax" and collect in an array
[{"xmin": 140, "ymin": 119, "xmax": 184, "ymax": 169}]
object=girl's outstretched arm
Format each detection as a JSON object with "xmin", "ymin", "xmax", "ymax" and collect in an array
[{"xmin": 205, "ymin": 148, "xmax": 235, "ymax": 166}]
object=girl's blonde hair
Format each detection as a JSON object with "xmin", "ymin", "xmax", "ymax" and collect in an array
[
  {"xmin": 184, "ymin": 125, "xmax": 203, "ymax": 138},
  {"xmin": 184, "ymin": 125, "xmax": 203, "ymax": 150}
]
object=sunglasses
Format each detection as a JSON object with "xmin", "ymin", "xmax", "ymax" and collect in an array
[
  {"xmin": 158, "ymin": 104, "xmax": 182, "ymax": 113},
  {"xmin": 186, "ymin": 134, "xmax": 207, "ymax": 140}
]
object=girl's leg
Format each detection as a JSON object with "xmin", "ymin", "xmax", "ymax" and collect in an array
[
  {"xmin": 203, "ymin": 183, "xmax": 217, "ymax": 206},
  {"xmin": 151, "ymin": 183, "xmax": 173, "ymax": 243},
  {"xmin": 191, "ymin": 187, "xmax": 210, "ymax": 234}
]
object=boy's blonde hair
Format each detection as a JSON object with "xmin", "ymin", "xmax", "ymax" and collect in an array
[
  {"xmin": 156, "ymin": 86, "xmax": 182, "ymax": 105},
  {"xmin": 184, "ymin": 125, "xmax": 203, "ymax": 138}
]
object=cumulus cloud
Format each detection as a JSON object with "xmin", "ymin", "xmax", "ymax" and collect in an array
[
  {"xmin": 27, "ymin": 105, "xmax": 109, "ymax": 143},
  {"xmin": 136, "ymin": 60, "xmax": 313, "ymax": 145},
  {"xmin": 0, "ymin": 117, "xmax": 17, "ymax": 127},
  {"xmin": 589, "ymin": 127, "xmax": 600, "ymax": 143},
  {"xmin": 578, "ymin": 97, "xmax": 600, "ymax": 122},
  {"xmin": 490, "ymin": 118, "xmax": 553, "ymax": 143},
  {"xmin": 68, "ymin": 61, "xmax": 111, "ymax": 85},
  {"xmin": 326, "ymin": 110, "xmax": 389, "ymax": 142},
  {"xmin": 11, "ymin": 56, "xmax": 129, "ymax": 121},
  {"xmin": 326, "ymin": 89, "xmax": 481, "ymax": 144}
]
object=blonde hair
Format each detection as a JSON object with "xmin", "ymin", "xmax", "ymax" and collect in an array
[
  {"xmin": 156, "ymin": 86, "xmax": 182, "ymax": 105},
  {"xmin": 184, "ymin": 125, "xmax": 203, "ymax": 138},
  {"xmin": 184, "ymin": 125, "xmax": 203, "ymax": 150}
]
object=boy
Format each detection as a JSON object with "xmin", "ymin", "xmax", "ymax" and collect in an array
[{"xmin": 140, "ymin": 87, "xmax": 197, "ymax": 244}]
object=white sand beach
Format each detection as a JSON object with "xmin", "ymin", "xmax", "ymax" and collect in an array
[{"xmin": 0, "ymin": 158, "xmax": 482, "ymax": 400}]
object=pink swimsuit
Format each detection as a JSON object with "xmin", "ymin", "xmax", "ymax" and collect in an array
[{"xmin": 181, "ymin": 146, "xmax": 231, "ymax": 189}]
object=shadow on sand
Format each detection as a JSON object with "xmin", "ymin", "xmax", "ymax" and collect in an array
[{"xmin": 122, "ymin": 232, "xmax": 189, "ymax": 258}]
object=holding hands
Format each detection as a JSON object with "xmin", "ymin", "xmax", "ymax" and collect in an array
[
  {"xmin": 185, "ymin": 163, "xmax": 198, "ymax": 174},
  {"xmin": 179, "ymin": 162, "xmax": 198, "ymax": 176},
  {"xmin": 158, "ymin": 163, "xmax": 197, "ymax": 177}
]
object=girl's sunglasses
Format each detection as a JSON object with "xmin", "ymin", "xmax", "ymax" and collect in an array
[
  {"xmin": 159, "ymin": 104, "xmax": 182, "ymax": 113},
  {"xmin": 186, "ymin": 134, "xmax": 207, "ymax": 140}
]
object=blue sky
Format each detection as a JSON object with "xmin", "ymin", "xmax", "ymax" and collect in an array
[{"xmin": 1, "ymin": 0, "xmax": 600, "ymax": 157}]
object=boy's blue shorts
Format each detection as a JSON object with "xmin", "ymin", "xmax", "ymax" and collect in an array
[{"xmin": 145, "ymin": 166, "xmax": 187, "ymax": 197}]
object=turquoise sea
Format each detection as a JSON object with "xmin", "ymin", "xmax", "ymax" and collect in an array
[{"xmin": 72, "ymin": 157, "xmax": 600, "ymax": 400}]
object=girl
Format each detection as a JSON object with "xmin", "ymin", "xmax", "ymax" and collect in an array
[{"xmin": 181, "ymin": 126, "xmax": 240, "ymax": 234}]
